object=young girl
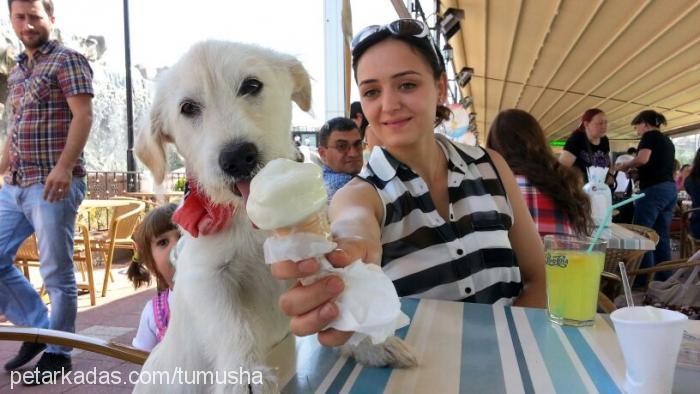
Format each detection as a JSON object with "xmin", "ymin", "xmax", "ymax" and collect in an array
[
  {"xmin": 271, "ymin": 18, "xmax": 546, "ymax": 347},
  {"xmin": 128, "ymin": 203, "xmax": 179, "ymax": 351}
]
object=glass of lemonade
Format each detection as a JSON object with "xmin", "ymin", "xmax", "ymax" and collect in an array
[{"xmin": 544, "ymin": 234, "xmax": 606, "ymax": 326}]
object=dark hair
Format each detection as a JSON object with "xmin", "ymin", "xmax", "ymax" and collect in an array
[
  {"xmin": 8, "ymin": 0, "xmax": 53, "ymax": 17},
  {"xmin": 350, "ymin": 101, "xmax": 363, "ymax": 120},
  {"xmin": 319, "ymin": 117, "xmax": 359, "ymax": 147},
  {"xmin": 626, "ymin": 147, "xmax": 637, "ymax": 155},
  {"xmin": 351, "ymin": 27, "xmax": 450, "ymax": 125},
  {"xmin": 128, "ymin": 203, "xmax": 178, "ymax": 292},
  {"xmin": 631, "ymin": 110, "xmax": 667, "ymax": 128},
  {"xmin": 690, "ymin": 148, "xmax": 700, "ymax": 182},
  {"xmin": 572, "ymin": 108, "xmax": 605, "ymax": 134},
  {"xmin": 487, "ymin": 109, "xmax": 592, "ymax": 236}
]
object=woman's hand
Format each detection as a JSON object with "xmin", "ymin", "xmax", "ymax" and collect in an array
[{"xmin": 271, "ymin": 237, "xmax": 380, "ymax": 346}]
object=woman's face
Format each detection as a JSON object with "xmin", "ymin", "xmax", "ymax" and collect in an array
[
  {"xmin": 355, "ymin": 39, "xmax": 446, "ymax": 149},
  {"xmin": 150, "ymin": 228, "xmax": 180, "ymax": 289},
  {"xmin": 584, "ymin": 112, "xmax": 608, "ymax": 139}
]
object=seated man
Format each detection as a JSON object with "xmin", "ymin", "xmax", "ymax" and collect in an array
[{"xmin": 318, "ymin": 117, "xmax": 364, "ymax": 200}]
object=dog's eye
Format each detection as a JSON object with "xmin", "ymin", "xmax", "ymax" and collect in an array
[
  {"xmin": 180, "ymin": 100, "xmax": 202, "ymax": 117},
  {"xmin": 238, "ymin": 78, "xmax": 263, "ymax": 97}
]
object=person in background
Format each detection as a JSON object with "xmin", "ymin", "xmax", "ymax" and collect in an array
[
  {"xmin": 616, "ymin": 110, "xmax": 676, "ymax": 281},
  {"xmin": 0, "ymin": 0, "xmax": 93, "ymax": 380},
  {"xmin": 684, "ymin": 149, "xmax": 700, "ymax": 238},
  {"xmin": 350, "ymin": 101, "xmax": 365, "ymax": 129},
  {"xmin": 317, "ymin": 117, "xmax": 364, "ymax": 200},
  {"xmin": 271, "ymin": 18, "xmax": 546, "ymax": 347},
  {"xmin": 676, "ymin": 164, "xmax": 691, "ymax": 192},
  {"xmin": 559, "ymin": 108, "xmax": 612, "ymax": 184},
  {"xmin": 487, "ymin": 109, "xmax": 592, "ymax": 237},
  {"xmin": 128, "ymin": 204, "xmax": 179, "ymax": 351}
]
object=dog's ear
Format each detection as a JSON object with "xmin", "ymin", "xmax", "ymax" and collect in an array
[
  {"xmin": 135, "ymin": 99, "xmax": 172, "ymax": 184},
  {"xmin": 288, "ymin": 58, "xmax": 312, "ymax": 112}
]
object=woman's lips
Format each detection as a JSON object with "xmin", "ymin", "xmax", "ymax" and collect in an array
[{"xmin": 383, "ymin": 117, "xmax": 411, "ymax": 128}]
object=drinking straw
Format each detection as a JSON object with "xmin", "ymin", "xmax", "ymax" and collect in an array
[
  {"xmin": 618, "ymin": 261, "xmax": 635, "ymax": 307},
  {"xmin": 587, "ymin": 193, "xmax": 646, "ymax": 253}
]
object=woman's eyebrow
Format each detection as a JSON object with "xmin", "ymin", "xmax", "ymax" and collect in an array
[{"xmin": 358, "ymin": 70, "xmax": 421, "ymax": 86}]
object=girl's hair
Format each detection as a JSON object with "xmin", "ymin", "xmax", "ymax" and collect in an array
[
  {"xmin": 487, "ymin": 109, "xmax": 592, "ymax": 236},
  {"xmin": 128, "ymin": 203, "xmax": 178, "ymax": 292},
  {"xmin": 572, "ymin": 108, "xmax": 605, "ymax": 135},
  {"xmin": 631, "ymin": 110, "xmax": 667, "ymax": 128},
  {"xmin": 690, "ymin": 148, "xmax": 700, "ymax": 182},
  {"xmin": 351, "ymin": 28, "xmax": 451, "ymax": 125}
]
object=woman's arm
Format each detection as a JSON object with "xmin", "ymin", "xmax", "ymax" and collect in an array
[
  {"xmin": 558, "ymin": 150, "xmax": 576, "ymax": 168},
  {"xmin": 271, "ymin": 178, "xmax": 383, "ymax": 346},
  {"xmin": 487, "ymin": 148, "xmax": 547, "ymax": 308},
  {"xmin": 617, "ymin": 149, "xmax": 651, "ymax": 171}
]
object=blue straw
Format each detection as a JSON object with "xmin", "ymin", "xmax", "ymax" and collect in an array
[{"xmin": 587, "ymin": 193, "xmax": 646, "ymax": 253}]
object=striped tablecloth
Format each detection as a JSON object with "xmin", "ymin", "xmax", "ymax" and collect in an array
[
  {"xmin": 598, "ymin": 223, "xmax": 656, "ymax": 251},
  {"xmin": 282, "ymin": 298, "xmax": 699, "ymax": 393}
]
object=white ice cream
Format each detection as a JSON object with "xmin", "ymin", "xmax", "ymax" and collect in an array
[{"xmin": 246, "ymin": 158, "xmax": 328, "ymax": 229}]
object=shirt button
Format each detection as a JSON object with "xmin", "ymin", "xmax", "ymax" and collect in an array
[
  {"xmin": 450, "ymin": 213, "xmax": 454, "ymax": 220},
  {"xmin": 457, "ymin": 249, "xmax": 464, "ymax": 255},
  {"xmin": 465, "ymin": 287, "xmax": 472, "ymax": 294}
]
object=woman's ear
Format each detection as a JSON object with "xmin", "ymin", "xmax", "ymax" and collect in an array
[{"xmin": 437, "ymin": 73, "xmax": 448, "ymax": 104}]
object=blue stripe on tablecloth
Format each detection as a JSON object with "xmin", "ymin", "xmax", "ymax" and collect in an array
[
  {"xmin": 563, "ymin": 327, "xmax": 621, "ymax": 394},
  {"xmin": 524, "ymin": 309, "xmax": 588, "ymax": 393},
  {"xmin": 346, "ymin": 298, "xmax": 420, "ymax": 394},
  {"xmin": 504, "ymin": 307, "xmax": 535, "ymax": 394},
  {"xmin": 282, "ymin": 336, "xmax": 341, "ymax": 393},
  {"xmin": 327, "ymin": 358, "xmax": 358, "ymax": 393},
  {"xmin": 460, "ymin": 303, "xmax": 506, "ymax": 393}
]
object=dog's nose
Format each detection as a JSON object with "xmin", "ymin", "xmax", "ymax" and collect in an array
[{"xmin": 219, "ymin": 142, "xmax": 259, "ymax": 178}]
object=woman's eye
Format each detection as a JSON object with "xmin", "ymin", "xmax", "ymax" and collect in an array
[
  {"xmin": 156, "ymin": 239, "xmax": 169, "ymax": 247},
  {"xmin": 399, "ymin": 82, "xmax": 417, "ymax": 90},
  {"xmin": 362, "ymin": 89, "xmax": 379, "ymax": 98}
]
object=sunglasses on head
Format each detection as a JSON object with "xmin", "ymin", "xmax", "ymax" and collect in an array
[{"xmin": 351, "ymin": 19, "xmax": 431, "ymax": 50}]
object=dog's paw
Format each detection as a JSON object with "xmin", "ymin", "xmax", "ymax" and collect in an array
[{"xmin": 341, "ymin": 336, "xmax": 417, "ymax": 368}]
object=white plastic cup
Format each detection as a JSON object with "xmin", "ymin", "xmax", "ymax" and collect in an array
[{"xmin": 610, "ymin": 306, "xmax": 688, "ymax": 394}]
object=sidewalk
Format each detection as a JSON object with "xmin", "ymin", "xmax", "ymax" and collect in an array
[{"xmin": 0, "ymin": 260, "xmax": 155, "ymax": 393}]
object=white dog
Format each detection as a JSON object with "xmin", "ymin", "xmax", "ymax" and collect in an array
[{"xmin": 133, "ymin": 41, "xmax": 414, "ymax": 394}]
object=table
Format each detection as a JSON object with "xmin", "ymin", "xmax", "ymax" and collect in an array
[
  {"xmin": 598, "ymin": 222, "xmax": 655, "ymax": 251},
  {"xmin": 281, "ymin": 298, "xmax": 699, "ymax": 393},
  {"xmin": 123, "ymin": 191, "xmax": 183, "ymax": 203}
]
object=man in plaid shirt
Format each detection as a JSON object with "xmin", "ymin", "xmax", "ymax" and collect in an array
[{"xmin": 0, "ymin": 0, "xmax": 93, "ymax": 382}]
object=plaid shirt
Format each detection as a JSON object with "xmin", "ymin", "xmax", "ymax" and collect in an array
[
  {"xmin": 4, "ymin": 40, "xmax": 93, "ymax": 186},
  {"xmin": 516, "ymin": 175, "xmax": 573, "ymax": 237}
]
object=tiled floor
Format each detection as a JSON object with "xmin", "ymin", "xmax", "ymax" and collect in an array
[{"xmin": 1, "ymin": 260, "xmax": 155, "ymax": 392}]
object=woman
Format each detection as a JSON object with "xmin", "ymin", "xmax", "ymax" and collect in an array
[
  {"xmin": 616, "ymin": 110, "xmax": 676, "ymax": 280},
  {"xmin": 559, "ymin": 108, "xmax": 612, "ymax": 183},
  {"xmin": 684, "ymin": 150, "xmax": 700, "ymax": 238},
  {"xmin": 487, "ymin": 109, "xmax": 592, "ymax": 237},
  {"xmin": 676, "ymin": 164, "xmax": 691, "ymax": 191},
  {"xmin": 271, "ymin": 19, "xmax": 546, "ymax": 346}
]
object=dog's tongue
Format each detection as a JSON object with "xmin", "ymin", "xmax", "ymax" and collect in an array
[{"xmin": 236, "ymin": 180, "xmax": 251, "ymax": 205}]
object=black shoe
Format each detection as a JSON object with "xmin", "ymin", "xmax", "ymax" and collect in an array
[
  {"xmin": 22, "ymin": 353, "xmax": 72, "ymax": 386},
  {"xmin": 3, "ymin": 341, "xmax": 46, "ymax": 371}
]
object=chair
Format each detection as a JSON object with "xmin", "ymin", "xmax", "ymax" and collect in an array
[
  {"xmin": 89, "ymin": 201, "xmax": 145, "ymax": 297},
  {"xmin": 680, "ymin": 207, "xmax": 700, "ymax": 258},
  {"xmin": 73, "ymin": 223, "xmax": 96, "ymax": 306},
  {"xmin": 14, "ymin": 234, "xmax": 40, "ymax": 281},
  {"xmin": 600, "ymin": 224, "xmax": 659, "ymax": 299}
]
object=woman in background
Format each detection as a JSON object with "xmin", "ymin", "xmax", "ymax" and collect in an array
[
  {"xmin": 559, "ymin": 108, "xmax": 611, "ymax": 183},
  {"xmin": 487, "ymin": 109, "xmax": 592, "ymax": 237},
  {"xmin": 617, "ymin": 110, "xmax": 676, "ymax": 281},
  {"xmin": 684, "ymin": 149, "xmax": 700, "ymax": 238}
]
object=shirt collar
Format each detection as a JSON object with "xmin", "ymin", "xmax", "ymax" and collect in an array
[
  {"xmin": 16, "ymin": 40, "xmax": 58, "ymax": 64},
  {"xmin": 367, "ymin": 133, "xmax": 485, "ymax": 182}
]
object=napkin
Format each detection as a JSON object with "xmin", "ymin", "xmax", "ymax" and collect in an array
[{"xmin": 264, "ymin": 232, "xmax": 409, "ymax": 345}]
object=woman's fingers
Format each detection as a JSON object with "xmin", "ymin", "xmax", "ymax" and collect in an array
[
  {"xmin": 318, "ymin": 328, "xmax": 354, "ymax": 347},
  {"xmin": 270, "ymin": 258, "xmax": 320, "ymax": 280},
  {"xmin": 289, "ymin": 300, "xmax": 340, "ymax": 337},
  {"xmin": 278, "ymin": 276, "xmax": 344, "ymax": 316}
]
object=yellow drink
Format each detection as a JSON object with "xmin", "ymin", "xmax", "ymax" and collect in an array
[{"xmin": 545, "ymin": 250, "xmax": 605, "ymax": 325}]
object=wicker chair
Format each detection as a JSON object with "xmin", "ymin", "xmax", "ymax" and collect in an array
[
  {"xmin": 600, "ymin": 223, "xmax": 659, "ymax": 298},
  {"xmin": 681, "ymin": 207, "xmax": 700, "ymax": 258},
  {"xmin": 89, "ymin": 201, "xmax": 145, "ymax": 297}
]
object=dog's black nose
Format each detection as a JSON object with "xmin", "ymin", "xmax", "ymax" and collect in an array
[{"xmin": 219, "ymin": 142, "xmax": 259, "ymax": 178}]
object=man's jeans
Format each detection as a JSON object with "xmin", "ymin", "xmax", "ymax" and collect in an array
[
  {"xmin": 633, "ymin": 181, "xmax": 677, "ymax": 283},
  {"xmin": 0, "ymin": 179, "xmax": 85, "ymax": 355}
]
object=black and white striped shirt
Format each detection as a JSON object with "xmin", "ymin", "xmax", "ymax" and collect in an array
[{"xmin": 359, "ymin": 134, "xmax": 523, "ymax": 304}]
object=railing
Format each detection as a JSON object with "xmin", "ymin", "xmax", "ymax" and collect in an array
[{"xmin": 86, "ymin": 171, "xmax": 185, "ymax": 200}]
